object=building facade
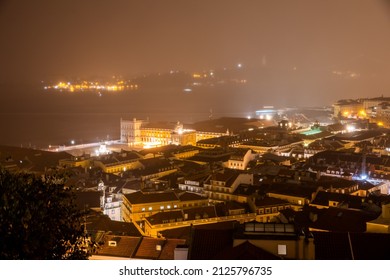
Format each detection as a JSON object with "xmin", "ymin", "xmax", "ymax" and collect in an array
[
  {"xmin": 120, "ymin": 118, "xmax": 143, "ymax": 145},
  {"xmin": 120, "ymin": 118, "xmax": 196, "ymax": 147}
]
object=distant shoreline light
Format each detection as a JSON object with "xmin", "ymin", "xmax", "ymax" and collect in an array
[{"xmin": 43, "ymin": 80, "xmax": 139, "ymax": 93}]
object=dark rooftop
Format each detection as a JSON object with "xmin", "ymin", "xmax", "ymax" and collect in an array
[
  {"xmin": 189, "ymin": 228, "xmax": 234, "ymax": 260},
  {"xmin": 311, "ymin": 191, "xmax": 363, "ymax": 209},
  {"xmin": 138, "ymin": 157, "xmax": 174, "ymax": 170},
  {"xmin": 255, "ymin": 196, "xmax": 291, "ymax": 207},
  {"xmin": 317, "ymin": 176, "xmax": 358, "ymax": 190},
  {"xmin": 159, "ymin": 221, "xmax": 238, "ymax": 242},
  {"xmin": 233, "ymin": 184, "xmax": 260, "ymax": 196},
  {"xmin": 187, "ymin": 117, "xmax": 275, "ymax": 134},
  {"xmin": 209, "ymin": 169, "xmax": 241, "ymax": 188},
  {"xmin": 331, "ymin": 130, "xmax": 383, "ymax": 142},
  {"xmin": 0, "ymin": 145, "xmax": 72, "ymax": 173},
  {"xmin": 188, "ymin": 148, "xmax": 232, "ymax": 163},
  {"xmin": 158, "ymin": 238, "xmax": 187, "ymax": 260},
  {"xmin": 313, "ymin": 231, "xmax": 390, "ymax": 260},
  {"xmin": 94, "ymin": 235, "xmax": 141, "ymax": 258},
  {"xmin": 86, "ymin": 212, "xmax": 142, "ymax": 237},
  {"xmin": 145, "ymin": 210, "xmax": 183, "ymax": 225},
  {"xmin": 183, "ymin": 205, "xmax": 218, "ymax": 220},
  {"xmin": 133, "ymin": 237, "xmax": 166, "ymax": 259},
  {"xmin": 266, "ymin": 183, "xmax": 317, "ymax": 198},
  {"xmin": 95, "ymin": 151, "xmax": 141, "ymax": 165},
  {"xmin": 138, "ymin": 144, "xmax": 199, "ymax": 157},
  {"xmin": 212, "ymin": 240, "xmax": 281, "ymax": 260},
  {"xmin": 75, "ymin": 191, "xmax": 101, "ymax": 210},
  {"xmin": 142, "ymin": 121, "xmax": 178, "ymax": 130},
  {"xmin": 124, "ymin": 191, "xmax": 180, "ymax": 204},
  {"xmin": 177, "ymin": 192, "xmax": 208, "ymax": 202},
  {"xmin": 283, "ymin": 205, "xmax": 378, "ymax": 233}
]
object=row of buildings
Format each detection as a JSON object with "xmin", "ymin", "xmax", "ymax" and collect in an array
[
  {"xmin": 88, "ymin": 114, "xmax": 390, "ymax": 259},
  {"xmin": 2, "ymin": 111, "xmax": 390, "ymax": 259},
  {"xmin": 333, "ymin": 96, "xmax": 390, "ymax": 127},
  {"xmin": 86, "ymin": 158, "xmax": 390, "ymax": 259},
  {"xmin": 119, "ymin": 116, "xmax": 277, "ymax": 148}
]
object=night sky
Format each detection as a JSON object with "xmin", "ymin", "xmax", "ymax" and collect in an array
[
  {"xmin": 0, "ymin": 1, "xmax": 389, "ymax": 77},
  {"xmin": 0, "ymin": 0, "xmax": 389, "ymax": 105}
]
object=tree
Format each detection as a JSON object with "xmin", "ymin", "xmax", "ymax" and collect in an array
[{"xmin": 0, "ymin": 168, "xmax": 89, "ymax": 259}]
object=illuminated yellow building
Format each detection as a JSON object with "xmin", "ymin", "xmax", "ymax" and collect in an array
[
  {"xmin": 122, "ymin": 191, "xmax": 181, "ymax": 222},
  {"xmin": 59, "ymin": 156, "xmax": 91, "ymax": 169},
  {"xmin": 120, "ymin": 116, "xmax": 274, "ymax": 149},
  {"xmin": 333, "ymin": 100, "xmax": 364, "ymax": 119},
  {"xmin": 142, "ymin": 205, "xmax": 256, "ymax": 237},
  {"xmin": 375, "ymin": 105, "xmax": 390, "ymax": 128},
  {"xmin": 267, "ymin": 188, "xmax": 313, "ymax": 211},
  {"xmin": 93, "ymin": 151, "xmax": 142, "ymax": 174},
  {"xmin": 120, "ymin": 119, "xmax": 196, "ymax": 148},
  {"xmin": 333, "ymin": 97, "xmax": 390, "ymax": 126},
  {"xmin": 141, "ymin": 127, "xmax": 172, "ymax": 147},
  {"xmin": 121, "ymin": 190, "xmax": 209, "ymax": 223},
  {"xmin": 203, "ymin": 171, "xmax": 254, "ymax": 202},
  {"xmin": 195, "ymin": 131, "xmax": 228, "ymax": 142},
  {"xmin": 171, "ymin": 146, "xmax": 200, "ymax": 159}
]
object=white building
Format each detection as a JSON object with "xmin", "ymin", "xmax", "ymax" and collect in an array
[
  {"xmin": 99, "ymin": 181, "xmax": 123, "ymax": 221},
  {"xmin": 120, "ymin": 118, "xmax": 144, "ymax": 145}
]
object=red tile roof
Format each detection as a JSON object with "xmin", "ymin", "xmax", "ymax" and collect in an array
[
  {"xmin": 95, "ymin": 235, "xmax": 141, "ymax": 258},
  {"xmin": 134, "ymin": 237, "xmax": 165, "ymax": 259},
  {"xmin": 158, "ymin": 239, "xmax": 187, "ymax": 260}
]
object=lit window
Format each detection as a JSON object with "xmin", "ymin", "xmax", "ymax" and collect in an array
[
  {"xmin": 142, "ymin": 208, "xmax": 145, "ymax": 212},
  {"xmin": 174, "ymin": 205, "xmax": 177, "ymax": 208},
  {"xmin": 148, "ymin": 207, "xmax": 152, "ymax": 211},
  {"xmin": 160, "ymin": 206, "xmax": 164, "ymax": 210},
  {"xmin": 278, "ymin": 244, "xmax": 287, "ymax": 255},
  {"xmin": 167, "ymin": 205, "xmax": 171, "ymax": 209}
]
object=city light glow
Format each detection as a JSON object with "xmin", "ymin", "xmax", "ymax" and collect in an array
[
  {"xmin": 44, "ymin": 80, "xmax": 138, "ymax": 93},
  {"xmin": 346, "ymin": 125, "xmax": 356, "ymax": 132}
]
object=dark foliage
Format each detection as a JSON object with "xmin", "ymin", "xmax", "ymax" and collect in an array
[{"xmin": 0, "ymin": 168, "xmax": 89, "ymax": 259}]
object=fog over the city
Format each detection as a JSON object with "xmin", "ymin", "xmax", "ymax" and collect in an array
[
  {"xmin": 0, "ymin": 0, "xmax": 389, "ymax": 147},
  {"xmin": 1, "ymin": 0, "xmax": 389, "ymax": 103}
]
